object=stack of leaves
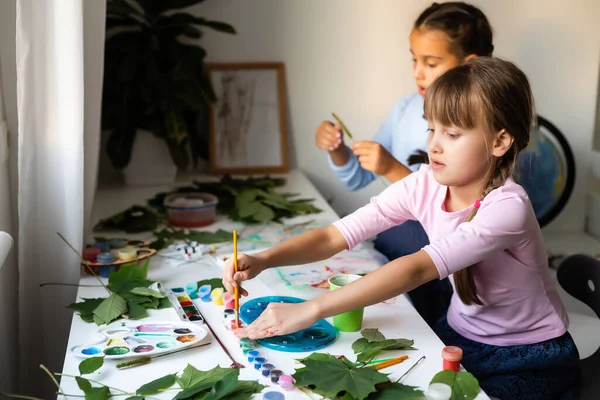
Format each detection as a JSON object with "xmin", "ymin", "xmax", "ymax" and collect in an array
[
  {"xmin": 293, "ymin": 353, "xmax": 424, "ymax": 400},
  {"xmin": 149, "ymin": 227, "xmax": 233, "ymax": 250},
  {"xmin": 353, "ymin": 329, "xmax": 416, "ymax": 364},
  {"xmin": 93, "ymin": 175, "xmax": 322, "ymax": 235},
  {"xmin": 68, "ymin": 357, "xmax": 265, "ymax": 400},
  {"xmin": 68, "ymin": 261, "xmax": 170, "ymax": 325}
]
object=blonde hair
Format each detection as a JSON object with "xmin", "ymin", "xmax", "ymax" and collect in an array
[{"xmin": 424, "ymin": 57, "xmax": 534, "ymax": 305}]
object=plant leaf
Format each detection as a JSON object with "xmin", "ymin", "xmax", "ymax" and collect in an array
[
  {"xmin": 238, "ymin": 201, "xmax": 262, "ymax": 219},
  {"xmin": 175, "ymin": 365, "xmax": 235, "ymax": 398},
  {"xmin": 186, "ymin": 229, "xmax": 234, "ymax": 244},
  {"xmin": 125, "ymin": 397, "xmax": 145, "ymax": 400},
  {"xmin": 83, "ymin": 386, "xmax": 111, "ymax": 400},
  {"xmin": 252, "ymin": 205, "xmax": 275, "ymax": 223},
  {"xmin": 356, "ymin": 339, "xmax": 415, "ymax": 364},
  {"xmin": 75, "ymin": 377, "xmax": 92, "ymax": 392},
  {"xmin": 220, "ymin": 380, "xmax": 266, "ymax": 400},
  {"xmin": 196, "ymin": 278, "xmax": 224, "ymax": 292},
  {"xmin": 365, "ymin": 382, "xmax": 424, "ymax": 399},
  {"xmin": 130, "ymin": 287, "xmax": 165, "ymax": 298},
  {"xmin": 293, "ymin": 353, "xmax": 389, "ymax": 400},
  {"xmin": 362, "ymin": 328, "xmax": 386, "ymax": 342},
  {"xmin": 68, "ymin": 298, "xmax": 105, "ymax": 322},
  {"xmin": 127, "ymin": 301, "xmax": 148, "ymax": 320},
  {"xmin": 430, "ymin": 370, "xmax": 480, "ymax": 400},
  {"xmin": 79, "ymin": 356, "xmax": 104, "ymax": 375},
  {"xmin": 352, "ymin": 338, "xmax": 370, "ymax": 355},
  {"xmin": 136, "ymin": 374, "xmax": 176, "ymax": 395},
  {"xmin": 93, "ymin": 293, "xmax": 128, "ymax": 325},
  {"xmin": 203, "ymin": 369, "xmax": 239, "ymax": 400}
]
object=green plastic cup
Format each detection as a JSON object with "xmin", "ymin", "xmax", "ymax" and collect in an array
[{"xmin": 328, "ymin": 273, "xmax": 364, "ymax": 332}]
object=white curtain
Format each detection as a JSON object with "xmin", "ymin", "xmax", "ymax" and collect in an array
[
  {"xmin": 0, "ymin": 53, "xmax": 18, "ymax": 394},
  {"xmin": 15, "ymin": 0, "xmax": 105, "ymax": 395}
]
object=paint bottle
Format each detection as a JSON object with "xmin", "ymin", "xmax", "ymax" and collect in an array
[
  {"xmin": 97, "ymin": 252, "xmax": 116, "ymax": 264},
  {"xmin": 117, "ymin": 246, "xmax": 137, "ymax": 261},
  {"xmin": 222, "ymin": 292, "xmax": 235, "ymax": 309},
  {"xmin": 261, "ymin": 363, "xmax": 275, "ymax": 377},
  {"xmin": 253, "ymin": 357, "xmax": 266, "ymax": 370},
  {"xmin": 211, "ymin": 288, "xmax": 224, "ymax": 305},
  {"xmin": 269, "ymin": 370, "xmax": 283, "ymax": 384},
  {"xmin": 247, "ymin": 350, "xmax": 260, "ymax": 362},
  {"xmin": 442, "ymin": 346, "xmax": 463, "ymax": 372},
  {"xmin": 278, "ymin": 375, "xmax": 295, "ymax": 390},
  {"xmin": 83, "ymin": 248, "xmax": 101, "ymax": 261},
  {"xmin": 262, "ymin": 392, "xmax": 285, "ymax": 400}
]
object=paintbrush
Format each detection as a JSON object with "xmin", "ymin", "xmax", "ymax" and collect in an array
[
  {"xmin": 372, "ymin": 355, "xmax": 409, "ymax": 370},
  {"xmin": 233, "ymin": 230, "xmax": 240, "ymax": 328},
  {"xmin": 331, "ymin": 113, "xmax": 389, "ymax": 188},
  {"xmin": 116, "ymin": 341, "xmax": 211, "ymax": 369}
]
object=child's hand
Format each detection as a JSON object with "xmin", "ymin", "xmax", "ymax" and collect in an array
[
  {"xmin": 315, "ymin": 121, "xmax": 343, "ymax": 152},
  {"xmin": 222, "ymin": 253, "xmax": 267, "ymax": 297},
  {"xmin": 351, "ymin": 141, "xmax": 397, "ymax": 175},
  {"xmin": 234, "ymin": 301, "xmax": 320, "ymax": 340}
]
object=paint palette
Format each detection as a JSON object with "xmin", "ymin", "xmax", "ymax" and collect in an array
[
  {"xmin": 70, "ymin": 320, "xmax": 210, "ymax": 359},
  {"xmin": 240, "ymin": 296, "xmax": 338, "ymax": 352}
]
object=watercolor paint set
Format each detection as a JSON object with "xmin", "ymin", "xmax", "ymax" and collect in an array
[
  {"xmin": 240, "ymin": 296, "xmax": 338, "ymax": 352},
  {"xmin": 70, "ymin": 320, "xmax": 210, "ymax": 360},
  {"xmin": 169, "ymin": 284, "xmax": 206, "ymax": 323}
]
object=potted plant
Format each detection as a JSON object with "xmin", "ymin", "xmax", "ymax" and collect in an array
[{"xmin": 101, "ymin": 0, "xmax": 236, "ymax": 185}]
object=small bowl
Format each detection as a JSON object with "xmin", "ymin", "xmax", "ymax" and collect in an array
[{"xmin": 163, "ymin": 192, "xmax": 218, "ymax": 228}]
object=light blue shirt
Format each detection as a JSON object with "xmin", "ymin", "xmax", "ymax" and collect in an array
[{"xmin": 328, "ymin": 93, "xmax": 428, "ymax": 190}]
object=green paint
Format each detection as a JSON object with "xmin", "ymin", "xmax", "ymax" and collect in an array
[
  {"xmin": 156, "ymin": 341, "xmax": 176, "ymax": 349},
  {"xmin": 134, "ymin": 332, "xmax": 172, "ymax": 337},
  {"xmin": 275, "ymin": 268, "xmax": 292, "ymax": 286},
  {"xmin": 104, "ymin": 346, "xmax": 130, "ymax": 356}
]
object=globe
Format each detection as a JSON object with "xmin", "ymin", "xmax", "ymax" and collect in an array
[{"xmin": 514, "ymin": 116, "xmax": 575, "ymax": 227}]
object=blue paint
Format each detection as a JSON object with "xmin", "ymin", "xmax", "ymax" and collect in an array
[
  {"xmin": 91, "ymin": 242, "xmax": 110, "ymax": 252},
  {"xmin": 97, "ymin": 252, "xmax": 115, "ymax": 263},
  {"xmin": 262, "ymin": 392, "xmax": 285, "ymax": 400},
  {"xmin": 171, "ymin": 287, "xmax": 185, "ymax": 293},
  {"xmin": 82, "ymin": 347, "xmax": 101, "ymax": 355}
]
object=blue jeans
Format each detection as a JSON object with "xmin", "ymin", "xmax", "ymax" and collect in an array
[
  {"xmin": 434, "ymin": 315, "xmax": 580, "ymax": 400},
  {"xmin": 373, "ymin": 220, "xmax": 452, "ymax": 327}
]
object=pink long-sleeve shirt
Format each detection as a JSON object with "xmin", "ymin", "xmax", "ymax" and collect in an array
[{"xmin": 332, "ymin": 165, "xmax": 568, "ymax": 346}]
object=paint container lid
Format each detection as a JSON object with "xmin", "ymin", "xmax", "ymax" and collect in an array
[
  {"xmin": 198, "ymin": 284, "xmax": 211, "ymax": 297},
  {"xmin": 261, "ymin": 363, "xmax": 274, "ymax": 371},
  {"xmin": 224, "ymin": 308, "xmax": 235, "ymax": 316},
  {"xmin": 442, "ymin": 346, "xmax": 463, "ymax": 362},
  {"xmin": 279, "ymin": 375, "xmax": 294, "ymax": 383},
  {"xmin": 187, "ymin": 282, "xmax": 198, "ymax": 292},
  {"xmin": 222, "ymin": 292, "xmax": 233, "ymax": 302},
  {"xmin": 189, "ymin": 290, "xmax": 198, "ymax": 300},
  {"xmin": 254, "ymin": 357, "xmax": 266, "ymax": 364},
  {"xmin": 97, "ymin": 252, "xmax": 116, "ymax": 263},
  {"xmin": 262, "ymin": 392, "xmax": 285, "ymax": 400},
  {"xmin": 201, "ymin": 294, "xmax": 212, "ymax": 302},
  {"xmin": 107, "ymin": 238, "xmax": 127, "ymax": 249},
  {"xmin": 172, "ymin": 287, "xmax": 185, "ymax": 293},
  {"xmin": 428, "ymin": 383, "xmax": 452, "ymax": 400},
  {"xmin": 91, "ymin": 242, "xmax": 110, "ymax": 252},
  {"xmin": 83, "ymin": 248, "xmax": 101, "ymax": 261},
  {"xmin": 248, "ymin": 350, "xmax": 259, "ymax": 357}
]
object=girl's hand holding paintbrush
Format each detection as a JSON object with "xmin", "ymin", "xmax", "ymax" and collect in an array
[{"xmin": 223, "ymin": 253, "xmax": 268, "ymax": 297}]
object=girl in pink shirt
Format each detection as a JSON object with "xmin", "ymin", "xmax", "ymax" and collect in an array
[{"xmin": 223, "ymin": 57, "xmax": 580, "ymax": 399}]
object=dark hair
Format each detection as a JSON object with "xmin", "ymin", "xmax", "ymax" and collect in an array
[
  {"xmin": 424, "ymin": 57, "xmax": 534, "ymax": 305},
  {"xmin": 415, "ymin": 2, "xmax": 494, "ymax": 58}
]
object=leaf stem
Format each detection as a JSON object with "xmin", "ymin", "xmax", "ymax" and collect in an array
[
  {"xmin": 0, "ymin": 393, "xmax": 46, "ymax": 400},
  {"xmin": 39, "ymin": 283, "xmax": 104, "ymax": 288},
  {"xmin": 53, "ymin": 373, "xmax": 128, "ymax": 394},
  {"xmin": 56, "ymin": 232, "xmax": 110, "ymax": 294},
  {"xmin": 40, "ymin": 365, "xmax": 65, "ymax": 399}
]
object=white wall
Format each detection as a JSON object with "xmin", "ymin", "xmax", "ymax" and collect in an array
[{"xmin": 187, "ymin": 0, "xmax": 600, "ymax": 232}]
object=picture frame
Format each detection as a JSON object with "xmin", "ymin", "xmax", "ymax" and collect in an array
[{"xmin": 207, "ymin": 62, "xmax": 289, "ymax": 174}]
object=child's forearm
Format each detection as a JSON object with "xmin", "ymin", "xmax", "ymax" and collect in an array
[
  {"xmin": 258, "ymin": 225, "xmax": 348, "ymax": 269},
  {"xmin": 329, "ymin": 146, "xmax": 350, "ymax": 166},
  {"xmin": 312, "ymin": 250, "xmax": 439, "ymax": 319},
  {"xmin": 382, "ymin": 161, "xmax": 412, "ymax": 183}
]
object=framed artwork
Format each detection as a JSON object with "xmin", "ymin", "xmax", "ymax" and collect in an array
[{"xmin": 207, "ymin": 62, "xmax": 289, "ymax": 174}]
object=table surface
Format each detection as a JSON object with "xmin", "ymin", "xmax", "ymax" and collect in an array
[{"xmin": 59, "ymin": 169, "xmax": 490, "ymax": 400}]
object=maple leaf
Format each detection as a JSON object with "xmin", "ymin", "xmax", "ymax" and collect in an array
[
  {"xmin": 365, "ymin": 382, "xmax": 424, "ymax": 399},
  {"xmin": 353, "ymin": 329, "xmax": 416, "ymax": 363},
  {"xmin": 293, "ymin": 353, "xmax": 389, "ymax": 400},
  {"xmin": 430, "ymin": 370, "xmax": 480, "ymax": 400}
]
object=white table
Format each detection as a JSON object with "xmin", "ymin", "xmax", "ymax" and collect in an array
[{"xmin": 59, "ymin": 169, "xmax": 489, "ymax": 400}]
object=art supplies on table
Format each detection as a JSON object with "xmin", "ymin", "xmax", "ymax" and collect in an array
[
  {"xmin": 167, "ymin": 285, "xmax": 204, "ymax": 323},
  {"xmin": 240, "ymin": 296, "xmax": 338, "ymax": 352},
  {"xmin": 70, "ymin": 320, "xmax": 210, "ymax": 360},
  {"xmin": 80, "ymin": 238, "xmax": 156, "ymax": 277}
]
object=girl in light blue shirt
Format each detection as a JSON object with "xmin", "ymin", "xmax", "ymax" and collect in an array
[{"xmin": 314, "ymin": 2, "xmax": 495, "ymax": 327}]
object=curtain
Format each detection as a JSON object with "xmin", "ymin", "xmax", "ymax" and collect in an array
[
  {"xmin": 0, "ymin": 52, "xmax": 18, "ymax": 394},
  {"xmin": 15, "ymin": 0, "xmax": 105, "ymax": 395}
]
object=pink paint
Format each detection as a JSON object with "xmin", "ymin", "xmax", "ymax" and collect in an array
[
  {"xmin": 279, "ymin": 375, "xmax": 295, "ymax": 390},
  {"xmin": 222, "ymin": 292, "xmax": 235, "ymax": 309},
  {"xmin": 137, "ymin": 324, "xmax": 175, "ymax": 332}
]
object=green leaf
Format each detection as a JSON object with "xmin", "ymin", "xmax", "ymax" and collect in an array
[
  {"xmin": 196, "ymin": 278, "xmax": 224, "ymax": 292},
  {"xmin": 83, "ymin": 386, "xmax": 111, "ymax": 400},
  {"xmin": 362, "ymin": 329, "xmax": 386, "ymax": 342},
  {"xmin": 430, "ymin": 370, "xmax": 480, "ymax": 400},
  {"xmin": 136, "ymin": 374, "xmax": 176, "ymax": 395},
  {"xmin": 175, "ymin": 365, "xmax": 236, "ymax": 399},
  {"xmin": 356, "ymin": 339, "xmax": 415, "ymax": 364},
  {"xmin": 130, "ymin": 287, "xmax": 166, "ymax": 298},
  {"xmin": 76, "ymin": 377, "xmax": 92, "ymax": 392},
  {"xmin": 78, "ymin": 356, "xmax": 104, "ymax": 375},
  {"xmin": 238, "ymin": 201, "xmax": 262, "ymax": 218},
  {"xmin": 332, "ymin": 112, "xmax": 354, "ymax": 140},
  {"xmin": 204, "ymin": 369, "xmax": 239, "ymax": 400},
  {"xmin": 93, "ymin": 293, "xmax": 128, "ymax": 325},
  {"xmin": 219, "ymin": 380, "xmax": 266, "ymax": 400},
  {"xmin": 293, "ymin": 353, "xmax": 389, "ymax": 400},
  {"xmin": 158, "ymin": 296, "xmax": 171, "ymax": 309},
  {"xmin": 186, "ymin": 229, "xmax": 234, "ymax": 244},
  {"xmin": 365, "ymin": 382, "xmax": 424, "ymax": 399},
  {"xmin": 127, "ymin": 301, "xmax": 148, "ymax": 319},
  {"xmin": 252, "ymin": 205, "xmax": 275, "ymax": 222},
  {"xmin": 236, "ymin": 189, "xmax": 258, "ymax": 207},
  {"xmin": 108, "ymin": 262, "xmax": 149, "ymax": 290},
  {"xmin": 352, "ymin": 338, "xmax": 370, "ymax": 355},
  {"xmin": 125, "ymin": 397, "xmax": 145, "ymax": 400},
  {"xmin": 68, "ymin": 298, "xmax": 105, "ymax": 322}
]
